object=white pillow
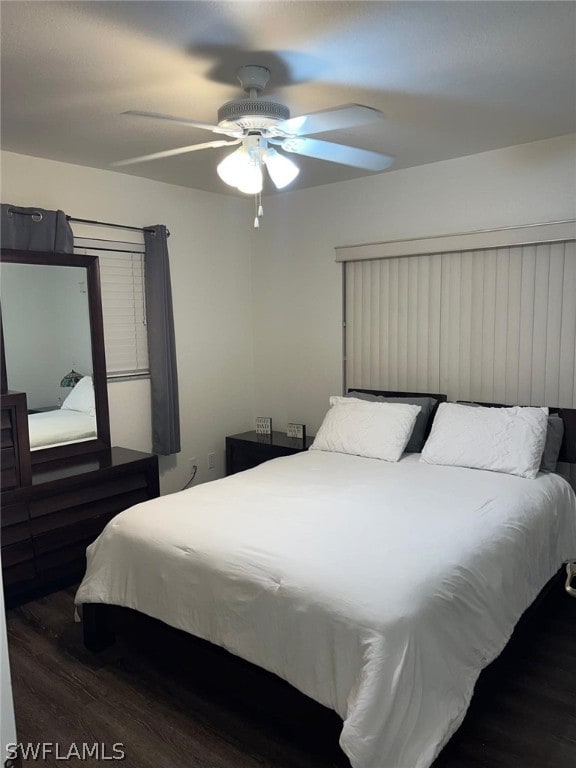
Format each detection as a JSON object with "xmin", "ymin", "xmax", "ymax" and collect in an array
[
  {"xmin": 61, "ymin": 376, "xmax": 96, "ymax": 417},
  {"xmin": 420, "ymin": 402, "xmax": 548, "ymax": 479},
  {"xmin": 310, "ymin": 396, "xmax": 421, "ymax": 462}
]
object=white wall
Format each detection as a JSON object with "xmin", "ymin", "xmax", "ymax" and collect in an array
[
  {"xmin": 1, "ymin": 150, "xmax": 256, "ymax": 493},
  {"xmin": 250, "ymin": 134, "xmax": 576, "ymax": 434}
]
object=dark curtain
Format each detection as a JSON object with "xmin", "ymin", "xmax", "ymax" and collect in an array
[
  {"xmin": 144, "ymin": 225, "xmax": 181, "ymax": 455},
  {"xmin": 1, "ymin": 204, "xmax": 73, "ymax": 252}
]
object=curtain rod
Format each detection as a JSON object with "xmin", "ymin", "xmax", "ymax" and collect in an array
[
  {"xmin": 335, "ymin": 218, "xmax": 576, "ymax": 253},
  {"xmin": 5, "ymin": 209, "xmax": 170, "ymax": 237},
  {"xmin": 67, "ymin": 216, "xmax": 170, "ymax": 237},
  {"xmin": 74, "ymin": 246, "xmax": 146, "ymax": 255}
]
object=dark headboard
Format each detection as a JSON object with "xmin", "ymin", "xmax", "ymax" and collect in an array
[
  {"xmin": 458, "ymin": 401, "xmax": 576, "ymax": 465},
  {"xmin": 348, "ymin": 389, "xmax": 447, "ymax": 402}
]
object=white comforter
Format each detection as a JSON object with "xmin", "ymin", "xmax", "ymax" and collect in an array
[
  {"xmin": 75, "ymin": 452, "xmax": 576, "ymax": 768},
  {"xmin": 28, "ymin": 409, "xmax": 96, "ymax": 450}
]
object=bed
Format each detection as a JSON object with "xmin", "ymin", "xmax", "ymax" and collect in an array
[
  {"xmin": 75, "ymin": 393, "xmax": 576, "ymax": 768},
  {"xmin": 28, "ymin": 409, "xmax": 97, "ymax": 450}
]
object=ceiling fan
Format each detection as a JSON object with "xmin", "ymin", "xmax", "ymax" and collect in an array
[{"xmin": 114, "ymin": 65, "xmax": 394, "ymax": 197}]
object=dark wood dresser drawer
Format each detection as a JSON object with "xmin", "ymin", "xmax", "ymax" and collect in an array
[
  {"xmin": 3, "ymin": 559, "xmax": 37, "ymax": 589},
  {"xmin": 2, "ymin": 540, "xmax": 36, "ymax": 587},
  {"xmin": 34, "ymin": 518, "xmax": 114, "ymax": 581},
  {"xmin": 2, "ymin": 540, "xmax": 35, "ymax": 568},
  {"xmin": 1, "ymin": 501, "xmax": 29, "ymax": 527},
  {"xmin": 0, "ymin": 392, "xmax": 32, "ymax": 491},
  {"xmin": 2, "ymin": 447, "xmax": 159, "ymax": 606},
  {"xmin": 1, "ymin": 502, "xmax": 32, "ymax": 546},
  {"xmin": 29, "ymin": 487, "xmax": 151, "ymax": 537},
  {"xmin": 1, "ymin": 446, "xmax": 17, "ymax": 488},
  {"xmin": 29, "ymin": 472, "xmax": 150, "ymax": 520}
]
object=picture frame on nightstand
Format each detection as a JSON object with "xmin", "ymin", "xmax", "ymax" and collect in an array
[
  {"xmin": 286, "ymin": 423, "xmax": 306, "ymax": 441},
  {"xmin": 256, "ymin": 416, "xmax": 272, "ymax": 436}
]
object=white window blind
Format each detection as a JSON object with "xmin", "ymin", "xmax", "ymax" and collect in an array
[
  {"xmin": 345, "ymin": 240, "xmax": 576, "ymax": 408},
  {"xmin": 73, "ymin": 232, "xmax": 149, "ymax": 379},
  {"xmin": 98, "ymin": 251, "xmax": 149, "ymax": 377}
]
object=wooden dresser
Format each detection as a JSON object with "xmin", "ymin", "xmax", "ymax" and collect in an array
[
  {"xmin": 1, "ymin": 249, "xmax": 161, "ymax": 607},
  {"xmin": 1, "ymin": 445, "xmax": 159, "ymax": 607}
]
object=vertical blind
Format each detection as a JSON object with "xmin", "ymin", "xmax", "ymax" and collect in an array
[
  {"xmin": 345, "ymin": 240, "xmax": 576, "ymax": 408},
  {"xmin": 73, "ymin": 233, "xmax": 150, "ymax": 378}
]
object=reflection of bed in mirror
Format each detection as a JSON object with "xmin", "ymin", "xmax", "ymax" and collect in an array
[
  {"xmin": 28, "ymin": 410, "xmax": 97, "ymax": 450},
  {"xmin": 28, "ymin": 375, "xmax": 97, "ymax": 450}
]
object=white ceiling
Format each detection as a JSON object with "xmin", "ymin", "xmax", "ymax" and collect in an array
[{"xmin": 1, "ymin": 1, "xmax": 575, "ymax": 196}]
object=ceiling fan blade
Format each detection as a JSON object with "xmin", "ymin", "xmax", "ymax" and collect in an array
[
  {"xmin": 123, "ymin": 111, "xmax": 241, "ymax": 138},
  {"xmin": 272, "ymin": 137, "xmax": 394, "ymax": 171},
  {"xmin": 112, "ymin": 139, "xmax": 241, "ymax": 167},
  {"xmin": 275, "ymin": 104, "xmax": 383, "ymax": 137}
]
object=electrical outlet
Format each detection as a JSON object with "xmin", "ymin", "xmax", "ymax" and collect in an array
[
  {"xmin": 189, "ymin": 458, "xmax": 197, "ymax": 471},
  {"xmin": 208, "ymin": 452, "xmax": 216, "ymax": 470}
]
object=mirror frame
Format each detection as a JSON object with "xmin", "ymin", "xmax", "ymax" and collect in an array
[{"xmin": 0, "ymin": 248, "xmax": 111, "ymax": 463}]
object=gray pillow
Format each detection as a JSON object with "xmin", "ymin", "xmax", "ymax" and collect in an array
[
  {"xmin": 540, "ymin": 414, "xmax": 564, "ymax": 471},
  {"xmin": 456, "ymin": 403, "xmax": 564, "ymax": 472},
  {"xmin": 347, "ymin": 393, "xmax": 437, "ymax": 453}
]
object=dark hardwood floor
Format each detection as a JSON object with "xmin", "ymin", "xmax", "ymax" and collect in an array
[{"xmin": 5, "ymin": 583, "xmax": 576, "ymax": 768}]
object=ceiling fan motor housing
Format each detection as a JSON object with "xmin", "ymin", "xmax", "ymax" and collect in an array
[{"xmin": 218, "ymin": 98, "xmax": 290, "ymax": 131}]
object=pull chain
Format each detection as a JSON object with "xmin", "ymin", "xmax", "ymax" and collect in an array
[
  {"xmin": 254, "ymin": 194, "xmax": 259, "ymax": 229},
  {"xmin": 254, "ymin": 191, "xmax": 263, "ymax": 229}
]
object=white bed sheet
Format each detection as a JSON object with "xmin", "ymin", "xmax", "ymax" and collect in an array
[
  {"xmin": 28, "ymin": 409, "xmax": 96, "ymax": 450},
  {"xmin": 75, "ymin": 452, "xmax": 576, "ymax": 768}
]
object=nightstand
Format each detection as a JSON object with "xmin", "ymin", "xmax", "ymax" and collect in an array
[{"xmin": 226, "ymin": 430, "xmax": 314, "ymax": 476}]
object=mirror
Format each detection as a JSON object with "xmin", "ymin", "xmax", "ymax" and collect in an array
[
  {"xmin": 0, "ymin": 249, "xmax": 110, "ymax": 463},
  {"xmin": 2, "ymin": 262, "xmax": 94, "ymax": 450}
]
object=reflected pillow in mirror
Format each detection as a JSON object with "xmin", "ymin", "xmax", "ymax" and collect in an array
[{"xmin": 61, "ymin": 376, "xmax": 96, "ymax": 417}]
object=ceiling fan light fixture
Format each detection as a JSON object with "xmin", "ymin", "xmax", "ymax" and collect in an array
[
  {"xmin": 217, "ymin": 138, "xmax": 266, "ymax": 194},
  {"xmin": 263, "ymin": 148, "xmax": 300, "ymax": 189},
  {"xmin": 216, "ymin": 149, "xmax": 263, "ymax": 194},
  {"xmin": 217, "ymin": 146, "xmax": 248, "ymax": 187},
  {"xmin": 236, "ymin": 163, "xmax": 263, "ymax": 195}
]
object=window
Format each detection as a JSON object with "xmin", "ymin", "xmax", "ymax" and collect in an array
[
  {"xmin": 343, "ymin": 234, "xmax": 576, "ymax": 408},
  {"xmin": 73, "ymin": 233, "xmax": 149, "ymax": 379},
  {"xmin": 98, "ymin": 251, "xmax": 149, "ymax": 378}
]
